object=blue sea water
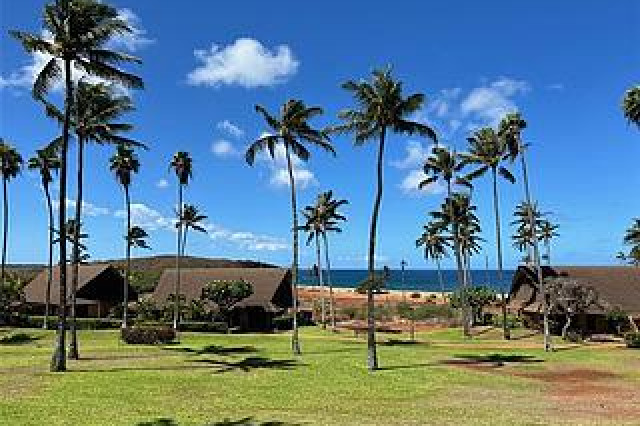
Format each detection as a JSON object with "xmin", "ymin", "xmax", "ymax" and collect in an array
[{"xmin": 298, "ymin": 268, "xmax": 516, "ymax": 292}]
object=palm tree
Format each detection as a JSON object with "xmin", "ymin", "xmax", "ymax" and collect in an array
[
  {"xmin": 109, "ymin": 144, "xmax": 141, "ymax": 328},
  {"xmin": 622, "ymin": 86, "xmax": 640, "ymax": 129},
  {"xmin": 615, "ymin": 251, "xmax": 627, "ymax": 265},
  {"xmin": 27, "ymin": 146, "xmax": 60, "ymax": 329},
  {"xmin": 45, "ymin": 81, "xmax": 142, "ymax": 359},
  {"xmin": 539, "ymin": 220, "xmax": 559, "ymax": 266},
  {"xmin": 11, "ymin": 0, "xmax": 143, "ymax": 372},
  {"xmin": 169, "ymin": 151, "xmax": 193, "ymax": 330},
  {"xmin": 623, "ymin": 219, "xmax": 640, "ymax": 266},
  {"xmin": 461, "ymin": 127, "xmax": 516, "ymax": 339},
  {"xmin": 0, "ymin": 141, "xmax": 23, "ymax": 282},
  {"xmin": 420, "ymin": 146, "xmax": 473, "ymax": 336},
  {"xmin": 511, "ymin": 201, "xmax": 546, "ymax": 264},
  {"xmin": 416, "ymin": 221, "xmax": 449, "ymax": 300},
  {"xmin": 316, "ymin": 191, "xmax": 348, "ymax": 331},
  {"xmin": 333, "ymin": 67, "xmax": 436, "ymax": 370},
  {"xmin": 499, "ymin": 112, "xmax": 551, "ymax": 352},
  {"xmin": 178, "ymin": 204, "xmax": 207, "ymax": 269},
  {"xmin": 299, "ymin": 202, "xmax": 327, "ymax": 328},
  {"xmin": 246, "ymin": 99, "xmax": 334, "ymax": 356}
]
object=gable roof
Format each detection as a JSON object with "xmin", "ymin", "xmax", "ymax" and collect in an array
[
  {"xmin": 23, "ymin": 264, "xmax": 134, "ymax": 305},
  {"xmin": 509, "ymin": 265, "xmax": 640, "ymax": 316},
  {"xmin": 151, "ymin": 268, "xmax": 291, "ymax": 312}
]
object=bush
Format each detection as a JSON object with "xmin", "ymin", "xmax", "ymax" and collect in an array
[
  {"xmin": 624, "ymin": 332, "xmax": 640, "ymax": 348},
  {"xmin": 121, "ymin": 326, "xmax": 176, "ymax": 344},
  {"xmin": 492, "ymin": 313, "xmax": 522, "ymax": 329},
  {"xmin": 26, "ymin": 316, "xmax": 122, "ymax": 330},
  {"xmin": 410, "ymin": 293, "xmax": 421, "ymax": 299}
]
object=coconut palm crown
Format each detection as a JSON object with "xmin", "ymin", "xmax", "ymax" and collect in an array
[{"xmin": 622, "ymin": 86, "xmax": 640, "ymax": 128}]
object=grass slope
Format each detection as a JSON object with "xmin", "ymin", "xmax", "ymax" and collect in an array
[{"xmin": 0, "ymin": 327, "xmax": 638, "ymax": 425}]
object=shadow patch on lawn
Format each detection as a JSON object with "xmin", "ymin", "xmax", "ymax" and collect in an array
[
  {"xmin": 136, "ymin": 419, "xmax": 178, "ymax": 426},
  {"xmin": 381, "ymin": 339, "xmax": 427, "ymax": 347},
  {"xmin": 0, "ymin": 332, "xmax": 42, "ymax": 345},
  {"xmin": 191, "ymin": 356, "xmax": 299, "ymax": 373},
  {"xmin": 442, "ymin": 353, "xmax": 544, "ymax": 368},
  {"xmin": 164, "ymin": 344, "xmax": 258, "ymax": 356},
  {"xmin": 375, "ymin": 362, "xmax": 437, "ymax": 371},
  {"xmin": 208, "ymin": 417, "xmax": 300, "ymax": 425}
]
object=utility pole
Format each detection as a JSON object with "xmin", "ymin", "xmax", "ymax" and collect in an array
[{"xmin": 401, "ymin": 259, "xmax": 407, "ymax": 301}]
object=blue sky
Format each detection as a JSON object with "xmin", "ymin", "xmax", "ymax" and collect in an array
[{"xmin": 1, "ymin": 0, "xmax": 639, "ymax": 269}]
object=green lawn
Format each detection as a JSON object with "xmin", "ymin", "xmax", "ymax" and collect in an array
[{"xmin": 0, "ymin": 326, "xmax": 638, "ymax": 425}]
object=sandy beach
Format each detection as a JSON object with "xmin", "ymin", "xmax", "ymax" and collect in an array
[{"xmin": 298, "ymin": 285, "xmax": 450, "ymax": 308}]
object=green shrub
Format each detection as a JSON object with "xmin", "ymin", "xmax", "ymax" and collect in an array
[
  {"xmin": 624, "ymin": 332, "xmax": 640, "ymax": 348},
  {"xmin": 121, "ymin": 326, "xmax": 176, "ymax": 344},
  {"xmin": 491, "ymin": 313, "xmax": 522, "ymax": 329},
  {"xmin": 412, "ymin": 304, "xmax": 456, "ymax": 320},
  {"xmin": 26, "ymin": 316, "xmax": 122, "ymax": 330}
]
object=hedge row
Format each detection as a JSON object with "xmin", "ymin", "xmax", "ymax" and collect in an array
[
  {"xmin": 121, "ymin": 326, "xmax": 176, "ymax": 344},
  {"xmin": 24, "ymin": 317, "xmax": 229, "ymax": 333}
]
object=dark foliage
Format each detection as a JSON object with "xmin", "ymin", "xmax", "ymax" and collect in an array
[{"xmin": 121, "ymin": 326, "xmax": 176, "ymax": 344}]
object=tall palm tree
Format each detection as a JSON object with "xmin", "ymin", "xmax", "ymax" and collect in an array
[
  {"xmin": 317, "ymin": 191, "xmax": 348, "ymax": 331},
  {"xmin": 0, "ymin": 141, "xmax": 23, "ymax": 282},
  {"xmin": 178, "ymin": 204, "xmax": 207, "ymax": 267},
  {"xmin": 461, "ymin": 127, "xmax": 516, "ymax": 339},
  {"xmin": 246, "ymin": 99, "xmax": 334, "ymax": 356},
  {"xmin": 299, "ymin": 202, "xmax": 327, "ymax": 328},
  {"xmin": 333, "ymin": 68, "xmax": 436, "ymax": 370},
  {"xmin": 420, "ymin": 146, "xmax": 472, "ymax": 336},
  {"xmin": 624, "ymin": 219, "xmax": 640, "ymax": 266},
  {"xmin": 45, "ymin": 80, "xmax": 142, "ymax": 359},
  {"xmin": 499, "ymin": 112, "xmax": 551, "ymax": 352},
  {"xmin": 511, "ymin": 201, "xmax": 546, "ymax": 264},
  {"xmin": 539, "ymin": 220, "xmax": 559, "ymax": 266},
  {"xmin": 11, "ymin": 0, "xmax": 143, "ymax": 372},
  {"xmin": 27, "ymin": 146, "xmax": 60, "ymax": 329},
  {"xmin": 169, "ymin": 151, "xmax": 193, "ymax": 330},
  {"xmin": 622, "ymin": 86, "xmax": 640, "ymax": 129},
  {"xmin": 416, "ymin": 221, "xmax": 449, "ymax": 300},
  {"xmin": 109, "ymin": 144, "xmax": 140, "ymax": 328}
]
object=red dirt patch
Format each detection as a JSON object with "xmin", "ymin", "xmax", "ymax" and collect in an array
[{"xmin": 512, "ymin": 368, "xmax": 617, "ymax": 383}]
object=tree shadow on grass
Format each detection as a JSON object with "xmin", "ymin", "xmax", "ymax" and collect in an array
[
  {"xmin": 0, "ymin": 332, "xmax": 42, "ymax": 345},
  {"xmin": 191, "ymin": 356, "xmax": 300, "ymax": 374},
  {"xmin": 442, "ymin": 353, "xmax": 544, "ymax": 368},
  {"xmin": 163, "ymin": 344, "xmax": 258, "ymax": 356},
  {"xmin": 208, "ymin": 417, "xmax": 300, "ymax": 425},
  {"xmin": 136, "ymin": 419, "xmax": 178, "ymax": 426},
  {"xmin": 375, "ymin": 362, "xmax": 437, "ymax": 372},
  {"xmin": 381, "ymin": 339, "xmax": 428, "ymax": 347}
]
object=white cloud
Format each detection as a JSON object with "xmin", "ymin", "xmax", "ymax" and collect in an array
[
  {"xmin": 156, "ymin": 178, "xmax": 169, "ymax": 189},
  {"xmin": 398, "ymin": 169, "xmax": 444, "ymax": 196},
  {"xmin": 53, "ymin": 198, "xmax": 110, "ymax": 217},
  {"xmin": 187, "ymin": 38, "xmax": 299, "ymax": 88},
  {"xmin": 257, "ymin": 143, "xmax": 317, "ymax": 190},
  {"xmin": 392, "ymin": 141, "xmax": 444, "ymax": 196},
  {"xmin": 391, "ymin": 140, "xmax": 433, "ymax": 169},
  {"xmin": 2, "ymin": 9, "xmax": 150, "ymax": 93},
  {"xmin": 115, "ymin": 203, "xmax": 174, "ymax": 231},
  {"xmin": 460, "ymin": 77, "xmax": 530, "ymax": 126},
  {"xmin": 216, "ymin": 120, "xmax": 244, "ymax": 138},
  {"xmin": 211, "ymin": 139, "xmax": 238, "ymax": 157}
]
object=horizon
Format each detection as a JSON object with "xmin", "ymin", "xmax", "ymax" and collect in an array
[{"xmin": 2, "ymin": 0, "xmax": 639, "ymax": 270}]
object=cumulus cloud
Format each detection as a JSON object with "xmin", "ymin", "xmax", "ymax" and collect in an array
[
  {"xmin": 187, "ymin": 38, "xmax": 299, "ymax": 88},
  {"xmin": 392, "ymin": 141, "xmax": 444, "ymax": 196},
  {"xmin": 1, "ymin": 9, "xmax": 150, "ymax": 93},
  {"xmin": 391, "ymin": 140, "xmax": 433, "ymax": 170},
  {"xmin": 398, "ymin": 169, "xmax": 444, "ymax": 196},
  {"xmin": 156, "ymin": 178, "xmax": 169, "ymax": 189},
  {"xmin": 216, "ymin": 120, "xmax": 244, "ymax": 138},
  {"xmin": 460, "ymin": 77, "xmax": 530, "ymax": 126},
  {"xmin": 53, "ymin": 198, "xmax": 110, "ymax": 217},
  {"xmin": 211, "ymin": 139, "xmax": 238, "ymax": 157},
  {"xmin": 115, "ymin": 203, "xmax": 175, "ymax": 231},
  {"xmin": 257, "ymin": 142, "xmax": 317, "ymax": 190}
]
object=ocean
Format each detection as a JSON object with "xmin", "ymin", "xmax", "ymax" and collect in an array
[{"xmin": 298, "ymin": 268, "xmax": 516, "ymax": 292}]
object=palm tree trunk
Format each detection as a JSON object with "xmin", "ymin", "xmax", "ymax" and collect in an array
[
  {"xmin": 436, "ymin": 257, "xmax": 445, "ymax": 301},
  {"xmin": 562, "ymin": 313, "xmax": 571, "ymax": 340},
  {"xmin": 519, "ymin": 143, "xmax": 550, "ymax": 351},
  {"xmin": 323, "ymin": 232, "xmax": 336, "ymax": 331},
  {"xmin": 123, "ymin": 185, "xmax": 131, "ymax": 328},
  {"xmin": 284, "ymin": 144, "xmax": 301, "ymax": 355},
  {"xmin": 44, "ymin": 184, "xmax": 53, "ymax": 329},
  {"xmin": 2, "ymin": 177, "xmax": 7, "ymax": 282},
  {"xmin": 51, "ymin": 56, "xmax": 71, "ymax": 373},
  {"xmin": 173, "ymin": 185, "xmax": 182, "ymax": 330},
  {"xmin": 446, "ymin": 181, "xmax": 470, "ymax": 338},
  {"xmin": 314, "ymin": 231, "xmax": 326, "ymax": 329},
  {"xmin": 546, "ymin": 240, "xmax": 551, "ymax": 266},
  {"xmin": 491, "ymin": 168, "xmax": 510, "ymax": 340},
  {"xmin": 367, "ymin": 126, "xmax": 387, "ymax": 371},
  {"xmin": 68, "ymin": 136, "xmax": 84, "ymax": 360}
]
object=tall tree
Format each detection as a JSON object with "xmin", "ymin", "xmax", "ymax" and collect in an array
[
  {"xmin": 178, "ymin": 204, "xmax": 207, "ymax": 270},
  {"xmin": 109, "ymin": 144, "xmax": 141, "ymax": 328},
  {"xmin": 622, "ymin": 86, "xmax": 640, "ymax": 129},
  {"xmin": 499, "ymin": 112, "xmax": 551, "ymax": 352},
  {"xmin": 333, "ymin": 68, "xmax": 436, "ymax": 370},
  {"xmin": 0, "ymin": 141, "xmax": 23, "ymax": 282},
  {"xmin": 246, "ymin": 99, "xmax": 334, "ymax": 355},
  {"xmin": 169, "ymin": 151, "xmax": 193, "ymax": 330},
  {"xmin": 11, "ymin": 0, "xmax": 143, "ymax": 372},
  {"xmin": 539, "ymin": 220, "xmax": 559, "ymax": 266},
  {"xmin": 299, "ymin": 201, "xmax": 327, "ymax": 328},
  {"xmin": 27, "ymin": 146, "xmax": 60, "ymax": 328},
  {"xmin": 416, "ymin": 221, "xmax": 449, "ymax": 300},
  {"xmin": 316, "ymin": 191, "xmax": 348, "ymax": 331},
  {"xmin": 623, "ymin": 219, "xmax": 640, "ymax": 266},
  {"xmin": 420, "ymin": 146, "xmax": 472, "ymax": 336},
  {"xmin": 461, "ymin": 127, "xmax": 516, "ymax": 339}
]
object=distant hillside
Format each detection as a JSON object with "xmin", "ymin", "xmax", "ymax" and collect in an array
[{"xmin": 8, "ymin": 255, "xmax": 280, "ymax": 293}]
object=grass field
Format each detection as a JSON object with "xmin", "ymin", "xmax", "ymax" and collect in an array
[{"xmin": 0, "ymin": 326, "xmax": 638, "ymax": 425}]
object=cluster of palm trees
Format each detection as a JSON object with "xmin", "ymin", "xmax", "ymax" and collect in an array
[{"xmin": 620, "ymin": 85, "xmax": 639, "ymax": 265}]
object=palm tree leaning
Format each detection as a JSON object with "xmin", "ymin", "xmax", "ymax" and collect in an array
[
  {"xmin": 333, "ymin": 67, "xmax": 436, "ymax": 371},
  {"xmin": 169, "ymin": 151, "xmax": 193, "ymax": 330},
  {"xmin": 11, "ymin": 0, "xmax": 143, "ymax": 372},
  {"xmin": 109, "ymin": 144, "xmax": 141, "ymax": 328},
  {"xmin": 0, "ymin": 141, "xmax": 23, "ymax": 283},
  {"xmin": 316, "ymin": 191, "xmax": 348, "ymax": 331},
  {"xmin": 27, "ymin": 146, "xmax": 60, "ymax": 329},
  {"xmin": 461, "ymin": 127, "xmax": 516, "ymax": 340},
  {"xmin": 539, "ymin": 220, "xmax": 559, "ymax": 266},
  {"xmin": 416, "ymin": 221, "xmax": 449, "ymax": 300},
  {"xmin": 622, "ymin": 86, "xmax": 640, "ymax": 129},
  {"xmin": 246, "ymin": 99, "xmax": 335, "ymax": 356}
]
